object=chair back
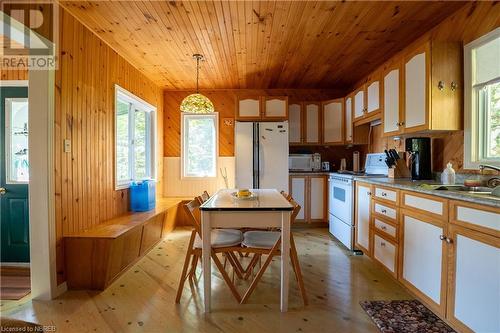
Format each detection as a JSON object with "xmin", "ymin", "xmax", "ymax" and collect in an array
[
  {"xmin": 183, "ymin": 198, "xmax": 203, "ymax": 235},
  {"xmin": 200, "ymin": 191, "xmax": 210, "ymax": 203},
  {"xmin": 280, "ymin": 191, "xmax": 292, "ymax": 201},
  {"xmin": 289, "ymin": 198, "xmax": 301, "ymax": 224}
]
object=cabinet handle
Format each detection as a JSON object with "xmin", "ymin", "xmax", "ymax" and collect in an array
[
  {"xmin": 380, "ymin": 242, "xmax": 386, "ymax": 247},
  {"xmin": 367, "ymin": 192, "xmax": 372, "ymax": 196},
  {"xmin": 439, "ymin": 235, "xmax": 446, "ymax": 241},
  {"xmin": 381, "ymin": 192, "xmax": 387, "ymax": 197},
  {"xmin": 381, "ymin": 226, "xmax": 387, "ymax": 230},
  {"xmin": 450, "ymin": 82, "xmax": 458, "ymax": 91},
  {"xmin": 381, "ymin": 209, "xmax": 387, "ymax": 214},
  {"xmin": 400, "ymin": 121, "xmax": 405, "ymax": 126},
  {"xmin": 445, "ymin": 237, "xmax": 453, "ymax": 244},
  {"xmin": 438, "ymin": 81, "xmax": 445, "ymax": 91}
]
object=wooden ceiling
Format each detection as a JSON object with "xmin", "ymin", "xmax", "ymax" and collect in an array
[{"xmin": 61, "ymin": 1, "xmax": 466, "ymax": 90}]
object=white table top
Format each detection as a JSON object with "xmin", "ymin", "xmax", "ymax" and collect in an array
[{"xmin": 200, "ymin": 189, "xmax": 293, "ymax": 211}]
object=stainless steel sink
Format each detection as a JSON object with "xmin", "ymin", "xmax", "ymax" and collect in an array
[{"xmin": 436, "ymin": 186, "xmax": 493, "ymax": 194}]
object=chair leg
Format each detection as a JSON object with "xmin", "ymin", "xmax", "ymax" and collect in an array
[
  {"xmin": 241, "ymin": 239, "xmax": 281, "ymax": 304},
  {"xmin": 175, "ymin": 230, "xmax": 197, "ymax": 303},
  {"xmin": 226, "ymin": 252, "xmax": 244, "ymax": 280},
  {"xmin": 290, "ymin": 235, "xmax": 308, "ymax": 305},
  {"xmin": 188, "ymin": 254, "xmax": 199, "ymax": 281},
  {"xmin": 243, "ymin": 254, "xmax": 260, "ymax": 280},
  {"xmin": 211, "ymin": 251, "xmax": 242, "ymax": 303}
]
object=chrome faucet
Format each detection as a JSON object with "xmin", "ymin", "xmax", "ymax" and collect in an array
[{"xmin": 479, "ymin": 164, "xmax": 500, "ymax": 188}]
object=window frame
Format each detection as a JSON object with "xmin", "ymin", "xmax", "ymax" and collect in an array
[
  {"xmin": 114, "ymin": 85, "xmax": 157, "ymax": 190},
  {"xmin": 180, "ymin": 112, "xmax": 219, "ymax": 180},
  {"xmin": 464, "ymin": 27, "xmax": 500, "ymax": 169}
]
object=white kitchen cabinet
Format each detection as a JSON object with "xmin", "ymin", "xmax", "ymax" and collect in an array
[
  {"xmin": 309, "ymin": 176, "xmax": 326, "ymax": 221},
  {"xmin": 322, "ymin": 99, "xmax": 344, "ymax": 145},
  {"xmin": 304, "ymin": 102, "xmax": 321, "ymax": 144},
  {"xmin": 446, "ymin": 225, "xmax": 500, "ymax": 333},
  {"xmin": 383, "ymin": 65, "xmax": 402, "ymax": 135},
  {"xmin": 236, "ymin": 96, "xmax": 261, "ymax": 120},
  {"xmin": 404, "ymin": 51, "xmax": 427, "ymax": 129},
  {"xmin": 401, "ymin": 210, "xmax": 447, "ymax": 315},
  {"xmin": 345, "ymin": 95, "xmax": 353, "ymax": 142},
  {"xmin": 288, "ymin": 103, "xmax": 302, "ymax": 144},
  {"xmin": 355, "ymin": 182, "xmax": 372, "ymax": 255},
  {"xmin": 366, "ymin": 80, "xmax": 380, "ymax": 114},
  {"xmin": 262, "ymin": 96, "xmax": 288, "ymax": 119},
  {"xmin": 353, "ymin": 88, "xmax": 365, "ymax": 120},
  {"xmin": 373, "ymin": 234, "xmax": 397, "ymax": 276},
  {"xmin": 290, "ymin": 176, "xmax": 306, "ymax": 221}
]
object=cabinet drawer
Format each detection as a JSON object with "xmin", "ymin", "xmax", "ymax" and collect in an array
[
  {"xmin": 374, "ymin": 202, "xmax": 397, "ymax": 221},
  {"xmin": 374, "ymin": 217, "xmax": 397, "ymax": 239},
  {"xmin": 402, "ymin": 191, "xmax": 447, "ymax": 220},
  {"xmin": 373, "ymin": 234, "xmax": 397, "ymax": 275},
  {"xmin": 450, "ymin": 201, "xmax": 500, "ymax": 237},
  {"xmin": 374, "ymin": 186, "xmax": 398, "ymax": 203}
]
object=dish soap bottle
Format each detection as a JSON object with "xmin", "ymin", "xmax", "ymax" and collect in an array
[{"xmin": 441, "ymin": 162, "xmax": 456, "ymax": 185}]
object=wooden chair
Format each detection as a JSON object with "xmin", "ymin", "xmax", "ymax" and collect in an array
[
  {"xmin": 200, "ymin": 190, "xmax": 210, "ymax": 203},
  {"xmin": 237, "ymin": 198, "xmax": 308, "ymax": 305},
  {"xmin": 175, "ymin": 197, "xmax": 245, "ymax": 303}
]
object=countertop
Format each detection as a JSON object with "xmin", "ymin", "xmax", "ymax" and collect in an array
[
  {"xmin": 354, "ymin": 177, "xmax": 500, "ymax": 209},
  {"xmin": 289, "ymin": 171, "xmax": 331, "ymax": 175}
]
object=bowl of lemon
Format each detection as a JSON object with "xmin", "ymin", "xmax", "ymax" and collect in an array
[{"xmin": 231, "ymin": 189, "xmax": 256, "ymax": 200}]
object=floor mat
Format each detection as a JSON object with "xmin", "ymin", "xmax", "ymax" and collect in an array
[
  {"xmin": 0, "ymin": 266, "xmax": 30, "ymax": 300},
  {"xmin": 360, "ymin": 300, "xmax": 456, "ymax": 333}
]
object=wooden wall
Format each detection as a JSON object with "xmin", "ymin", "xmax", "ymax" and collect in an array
[
  {"xmin": 54, "ymin": 9, "xmax": 164, "ymax": 283},
  {"xmin": 369, "ymin": 1, "xmax": 500, "ymax": 173},
  {"xmin": 164, "ymin": 89, "xmax": 343, "ymax": 157},
  {"xmin": 0, "ymin": 69, "xmax": 28, "ymax": 81}
]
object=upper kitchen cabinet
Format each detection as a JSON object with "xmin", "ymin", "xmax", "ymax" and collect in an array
[
  {"xmin": 288, "ymin": 102, "xmax": 303, "ymax": 144},
  {"xmin": 382, "ymin": 59, "xmax": 403, "ymax": 136},
  {"xmin": 402, "ymin": 40, "xmax": 462, "ymax": 133},
  {"xmin": 345, "ymin": 94, "xmax": 353, "ymax": 143},
  {"xmin": 304, "ymin": 102, "xmax": 321, "ymax": 144},
  {"xmin": 262, "ymin": 96, "xmax": 288, "ymax": 120},
  {"xmin": 236, "ymin": 96, "xmax": 261, "ymax": 121},
  {"xmin": 322, "ymin": 98, "xmax": 344, "ymax": 145},
  {"xmin": 366, "ymin": 73, "xmax": 382, "ymax": 117},
  {"xmin": 353, "ymin": 86, "xmax": 365, "ymax": 121}
]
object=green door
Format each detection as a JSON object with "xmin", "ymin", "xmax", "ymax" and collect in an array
[{"xmin": 0, "ymin": 86, "xmax": 29, "ymax": 262}]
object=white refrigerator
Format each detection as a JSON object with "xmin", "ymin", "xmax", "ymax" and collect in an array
[{"xmin": 235, "ymin": 121, "xmax": 289, "ymax": 192}]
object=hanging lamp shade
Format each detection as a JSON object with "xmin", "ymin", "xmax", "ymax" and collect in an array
[
  {"xmin": 180, "ymin": 93, "xmax": 214, "ymax": 113},
  {"xmin": 180, "ymin": 54, "xmax": 214, "ymax": 113}
]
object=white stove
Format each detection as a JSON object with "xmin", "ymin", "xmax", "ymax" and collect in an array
[{"xmin": 328, "ymin": 153, "xmax": 388, "ymax": 251}]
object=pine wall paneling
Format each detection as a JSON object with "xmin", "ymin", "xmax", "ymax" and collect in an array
[
  {"xmin": 367, "ymin": 2, "xmax": 500, "ymax": 173},
  {"xmin": 54, "ymin": 9, "xmax": 164, "ymax": 284}
]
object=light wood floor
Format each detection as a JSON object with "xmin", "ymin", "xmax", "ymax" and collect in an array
[{"xmin": 0, "ymin": 228, "xmax": 411, "ymax": 332}]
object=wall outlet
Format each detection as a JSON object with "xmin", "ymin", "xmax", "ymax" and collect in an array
[{"xmin": 64, "ymin": 139, "xmax": 71, "ymax": 153}]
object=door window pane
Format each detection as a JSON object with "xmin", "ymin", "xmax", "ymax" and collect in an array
[
  {"xmin": 183, "ymin": 114, "xmax": 217, "ymax": 177},
  {"xmin": 116, "ymin": 100, "xmax": 130, "ymax": 183},
  {"xmin": 6, "ymin": 98, "xmax": 29, "ymax": 183}
]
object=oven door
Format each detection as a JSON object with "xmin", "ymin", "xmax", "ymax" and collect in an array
[{"xmin": 328, "ymin": 178, "xmax": 353, "ymax": 225}]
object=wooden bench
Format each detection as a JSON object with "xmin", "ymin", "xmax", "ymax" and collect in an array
[{"xmin": 64, "ymin": 198, "xmax": 190, "ymax": 290}]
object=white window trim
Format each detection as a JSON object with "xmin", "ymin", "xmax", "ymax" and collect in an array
[
  {"xmin": 114, "ymin": 85, "xmax": 157, "ymax": 189},
  {"xmin": 5, "ymin": 97, "xmax": 29, "ymax": 184},
  {"xmin": 464, "ymin": 27, "xmax": 500, "ymax": 169},
  {"xmin": 180, "ymin": 112, "xmax": 219, "ymax": 180}
]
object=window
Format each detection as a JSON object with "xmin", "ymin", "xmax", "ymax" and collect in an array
[
  {"xmin": 181, "ymin": 113, "xmax": 218, "ymax": 178},
  {"xmin": 5, "ymin": 98, "xmax": 29, "ymax": 183},
  {"xmin": 115, "ymin": 85, "xmax": 156, "ymax": 189},
  {"xmin": 464, "ymin": 28, "xmax": 500, "ymax": 169}
]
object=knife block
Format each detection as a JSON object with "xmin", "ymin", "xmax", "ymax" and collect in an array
[{"xmin": 388, "ymin": 159, "xmax": 411, "ymax": 179}]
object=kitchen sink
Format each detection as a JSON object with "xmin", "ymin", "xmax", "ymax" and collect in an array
[{"xmin": 434, "ymin": 185, "xmax": 493, "ymax": 194}]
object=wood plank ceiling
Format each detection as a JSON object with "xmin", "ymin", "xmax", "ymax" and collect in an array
[{"xmin": 60, "ymin": 1, "xmax": 466, "ymax": 90}]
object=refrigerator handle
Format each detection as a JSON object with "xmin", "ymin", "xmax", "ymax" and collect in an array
[{"xmin": 259, "ymin": 139, "xmax": 264, "ymax": 178}]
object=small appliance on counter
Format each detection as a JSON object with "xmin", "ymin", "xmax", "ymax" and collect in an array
[
  {"xmin": 406, "ymin": 137, "xmax": 432, "ymax": 180},
  {"xmin": 321, "ymin": 161, "xmax": 330, "ymax": 171},
  {"xmin": 312, "ymin": 153, "xmax": 322, "ymax": 171},
  {"xmin": 289, "ymin": 154, "xmax": 313, "ymax": 171}
]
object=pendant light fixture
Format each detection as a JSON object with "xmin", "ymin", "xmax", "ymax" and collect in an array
[{"xmin": 180, "ymin": 54, "xmax": 214, "ymax": 113}]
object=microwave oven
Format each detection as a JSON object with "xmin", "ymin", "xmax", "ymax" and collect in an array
[{"xmin": 289, "ymin": 154, "xmax": 313, "ymax": 171}]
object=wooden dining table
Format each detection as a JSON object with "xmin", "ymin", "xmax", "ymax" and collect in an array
[{"xmin": 199, "ymin": 189, "xmax": 294, "ymax": 312}]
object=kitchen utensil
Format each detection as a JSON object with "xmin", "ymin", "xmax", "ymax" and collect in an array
[
  {"xmin": 389, "ymin": 149, "xmax": 400, "ymax": 160},
  {"xmin": 340, "ymin": 158, "xmax": 347, "ymax": 171},
  {"xmin": 384, "ymin": 149, "xmax": 394, "ymax": 167}
]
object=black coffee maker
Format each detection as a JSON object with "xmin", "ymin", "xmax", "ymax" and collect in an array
[{"xmin": 405, "ymin": 137, "xmax": 432, "ymax": 180}]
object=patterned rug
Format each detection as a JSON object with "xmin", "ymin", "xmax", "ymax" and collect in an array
[{"xmin": 360, "ymin": 300, "xmax": 456, "ymax": 333}]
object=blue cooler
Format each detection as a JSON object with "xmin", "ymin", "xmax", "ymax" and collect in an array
[{"xmin": 130, "ymin": 180, "xmax": 156, "ymax": 212}]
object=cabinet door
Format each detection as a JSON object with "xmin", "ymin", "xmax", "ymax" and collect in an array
[
  {"xmin": 345, "ymin": 96, "xmax": 353, "ymax": 142},
  {"xmin": 447, "ymin": 225, "xmax": 500, "ymax": 333},
  {"xmin": 366, "ymin": 80, "xmax": 380, "ymax": 114},
  {"xmin": 304, "ymin": 102, "xmax": 320, "ymax": 144},
  {"xmin": 236, "ymin": 97, "xmax": 261, "ymax": 120},
  {"xmin": 309, "ymin": 176, "xmax": 326, "ymax": 222},
  {"xmin": 355, "ymin": 182, "xmax": 371, "ymax": 254},
  {"xmin": 263, "ymin": 96, "xmax": 288, "ymax": 119},
  {"xmin": 400, "ymin": 210, "xmax": 447, "ymax": 315},
  {"xmin": 383, "ymin": 67, "xmax": 401, "ymax": 135},
  {"xmin": 404, "ymin": 47, "xmax": 428, "ymax": 130},
  {"xmin": 322, "ymin": 99, "xmax": 343, "ymax": 144},
  {"xmin": 353, "ymin": 88, "xmax": 365, "ymax": 120},
  {"xmin": 288, "ymin": 103, "xmax": 302, "ymax": 144},
  {"xmin": 290, "ymin": 176, "xmax": 307, "ymax": 222}
]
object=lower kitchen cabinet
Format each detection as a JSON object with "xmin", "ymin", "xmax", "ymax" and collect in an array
[
  {"xmin": 373, "ymin": 232, "xmax": 398, "ymax": 278},
  {"xmin": 289, "ymin": 175, "xmax": 327, "ymax": 224},
  {"xmin": 399, "ymin": 209, "xmax": 448, "ymax": 316},
  {"xmin": 446, "ymin": 224, "xmax": 500, "ymax": 333},
  {"xmin": 355, "ymin": 181, "xmax": 372, "ymax": 255}
]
